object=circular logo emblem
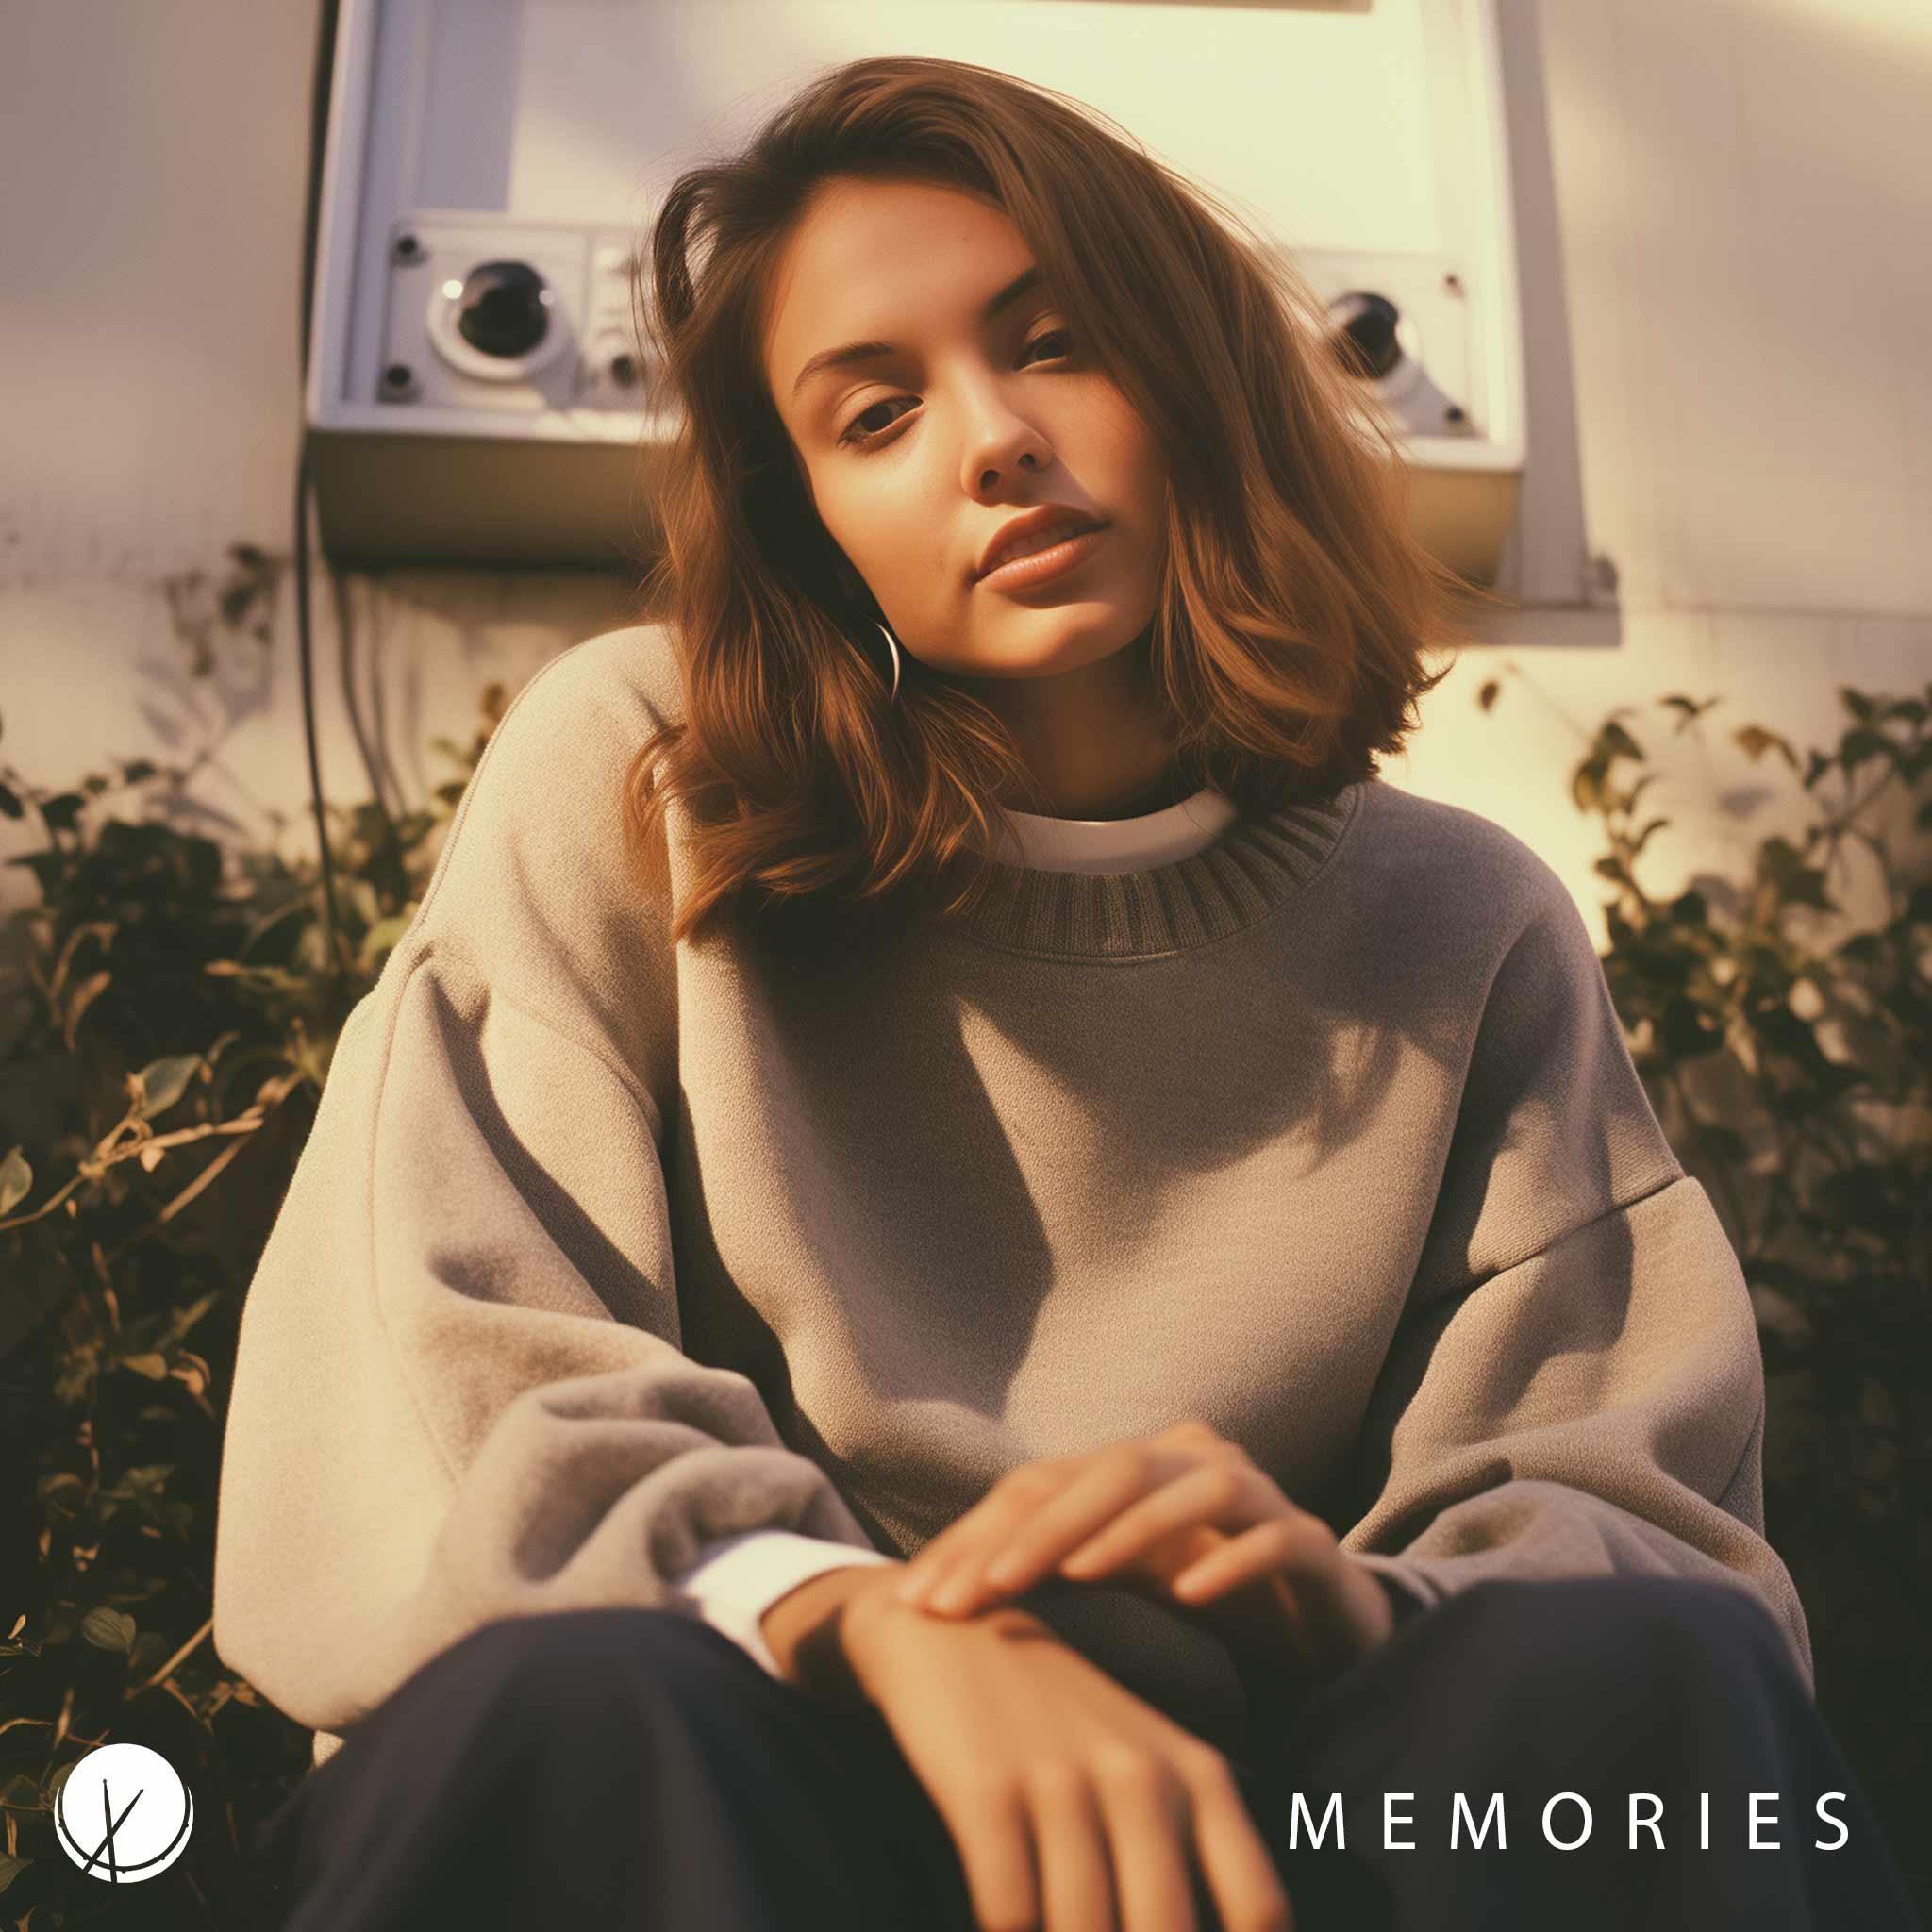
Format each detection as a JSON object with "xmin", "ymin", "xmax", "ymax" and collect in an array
[{"xmin": 54, "ymin": 1741, "xmax": 193, "ymax": 1884}]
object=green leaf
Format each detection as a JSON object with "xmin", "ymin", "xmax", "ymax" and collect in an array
[
  {"xmin": 1571, "ymin": 758, "xmax": 1608, "ymax": 813},
  {"xmin": 1662, "ymin": 996, "xmax": 1725, "ymax": 1058},
  {"xmin": 1660, "ymin": 692, "xmax": 1716, "ymax": 723},
  {"xmin": 1839, "ymin": 727, "xmax": 1889, "ymax": 774},
  {"xmin": 163, "ymin": 1291, "xmax": 222, "ymax": 1343},
  {"xmin": 1759, "ymin": 836, "xmax": 1835, "ymax": 910},
  {"xmin": 80, "ymin": 1606, "xmax": 137, "ymax": 1654},
  {"xmin": 134, "ymin": 1054, "xmax": 201, "ymax": 1119},
  {"xmin": 1601, "ymin": 719, "xmax": 1646, "ymax": 762},
  {"xmin": 1734, "ymin": 724, "xmax": 1798, "ymax": 769},
  {"xmin": 64, "ymin": 968, "xmax": 111, "ymax": 1045},
  {"xmin": 1698, "ymin": 1123, "xmax": 1750, "ymax": 1164},
  {"xmin": 128, "ymin": 1631, "xmax": 173, "ymax": 1676},
  {"xmin": 0, "ymin": 1144, "xmax": 31, "ymax": 1215},
  {"xmin": 0, "ymin": 1854, "xmax": 33, "ymax": 1898}
]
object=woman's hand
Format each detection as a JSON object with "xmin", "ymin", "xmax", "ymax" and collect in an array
[
  {"xmin": 893, "ymin": 1420, "xmax": 1394, "ymax": 1703},
  {"xmin": 839, "ymin": 1574, "xmax": 1294, "ymax": 1932}
]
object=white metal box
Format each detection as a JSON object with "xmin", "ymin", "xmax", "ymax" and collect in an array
[{"xmin": 307, "ymin": 0, "xmax": 1527, "ymax": 587}]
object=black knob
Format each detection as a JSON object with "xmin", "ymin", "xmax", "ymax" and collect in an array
[
  {"xmin": 1327, "ymin": 291, "xmax": 1402, "ymax": 381},
  {"xmin": 454, "ymin": 260, "xmax": 551, "ymax": 358}
]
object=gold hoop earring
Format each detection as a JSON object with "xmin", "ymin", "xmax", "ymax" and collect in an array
[{"xmin": 872, "ymin": 621, "xmax": 902, "ymax": 708}]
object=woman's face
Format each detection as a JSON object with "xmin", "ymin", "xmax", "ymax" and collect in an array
[{"xmin": 760, "ymin": 175, "xmax": 1170, "ymax": 690}]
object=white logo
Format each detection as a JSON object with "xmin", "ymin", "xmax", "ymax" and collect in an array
[{"xmin": 54, "ymin": 1742, "xmax": 194, "ymax": 1884}]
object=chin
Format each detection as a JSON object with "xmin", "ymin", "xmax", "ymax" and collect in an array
[{"xmin": 968, "ymin": 614, "xmax": 1146, "ymax": 678}]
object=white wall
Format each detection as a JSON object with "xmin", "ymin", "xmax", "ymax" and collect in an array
[
  {"xmin": 1407, "ymin": 0, "xmax": 1931, "ymax": 941},
  {"xmin": 1, "ymin": 0, "xmax": 1925, "ymax": 946}
]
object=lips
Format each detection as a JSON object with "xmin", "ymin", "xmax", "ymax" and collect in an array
[{"xmin": 976, "ymin": 506, "xmax": 1107, "ymax": 580}]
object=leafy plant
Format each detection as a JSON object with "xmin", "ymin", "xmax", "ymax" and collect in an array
[
  {"xmin": 0, "ymin": 674, "xmax": 502, "ymax": 1929},
  {"xmin": 1481, "ymin": 667, "xmax": 1931, "ymax": 1900}
]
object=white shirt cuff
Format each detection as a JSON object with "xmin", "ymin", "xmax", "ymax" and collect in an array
[{"xmin": 672, "ymin": 1528, "xmax": 897, "ymax": 1678}]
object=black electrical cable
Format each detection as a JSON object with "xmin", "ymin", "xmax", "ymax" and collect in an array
[
  {"xmin": 291, "ymin": 453, "xmax": 342, "ymax": 984},
  {"xmin": 299, "ymin": 0, "xmax": 408, "ymax": 960},
  {"xmin": 296, "ymin": 0, "xmax": 346, "ymax": 988},
  {"xmin": 298, "ymin": 0, "xmax": 340, "ymax": 380}
]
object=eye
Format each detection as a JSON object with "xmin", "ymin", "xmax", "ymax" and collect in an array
[
  {"xmin": 836, "ymin": 327, "xmax": 1074, "ymax": 451},
  {"xmin": 836, "ymin": 394, "xmax": 912, "ymax": 448}
]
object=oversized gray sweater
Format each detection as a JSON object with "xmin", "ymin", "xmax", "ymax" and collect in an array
[{"xmin": 210, "ymin": 622, "xmax": 1811, "ymax": 1772}]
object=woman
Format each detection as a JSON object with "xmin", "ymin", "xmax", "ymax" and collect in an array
[{"xmin": 215, "ymin": 55, "xmax": 1916, "ymax": 1932}]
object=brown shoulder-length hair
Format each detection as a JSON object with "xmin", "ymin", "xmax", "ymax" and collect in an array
[{"xmin": 623, "ymin": 53, "xmax": 1502, "ymax": 951}]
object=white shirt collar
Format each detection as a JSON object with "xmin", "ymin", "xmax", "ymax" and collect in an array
[{"xmin": 985, "ymin": 785, "xmax": 1238, "ymax": 874}]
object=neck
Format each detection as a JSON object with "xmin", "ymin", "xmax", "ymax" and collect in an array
[
  {"xmin": 965, "ymin": 632, "xmax": 1186, "ymax": 821},
  {"xmin": 1009, "ymin": 764, "xmax": 1202, "ymax": 821}
]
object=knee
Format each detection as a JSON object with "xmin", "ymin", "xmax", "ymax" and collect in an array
[
  {"xmin": 1567, "ymin": 1574, "xmax": 1785, "ymax": 1682},
  {"xmin": 442, "ymin": 1605, "xmax": 729, "ymax": 1728},
  {"xmin": 1441, "ymin": 1573, "xmax": 1789, "ymax": 1704}
]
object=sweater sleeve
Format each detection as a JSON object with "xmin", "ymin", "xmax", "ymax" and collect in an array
[
  {"xmin": 1336, "ymin": 869, "xmax": 1814, "ymax": 1694},
  {"xmin": 210, "ymin": 631, "xmax": 884, "ymax": 1739}
]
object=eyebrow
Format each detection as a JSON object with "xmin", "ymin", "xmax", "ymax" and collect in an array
[{"xmin": 789, "ymin": 264, "xmax": 1044, "ymax": 404}]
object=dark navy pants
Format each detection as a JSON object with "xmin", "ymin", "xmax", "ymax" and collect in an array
[{"xmin": 260, "ymin": 1574, "xmax": 1920, "ymax": 1929}]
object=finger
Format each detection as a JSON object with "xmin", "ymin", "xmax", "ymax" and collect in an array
[
  {"xmin": 945, "ymin": 1781, "xmax": 1040, "ymax": 1932},
  {"xmin": 1026, "ymin": 1763, "xmax": 1117, "ymax": 1932},
  {"xmin": 937, "ymin": 1452, "xmax": 1176, "ymax": 1613},
  {"xmin": 908, "ymin": 1539, "xmax": 1012, "ymax": 1617},
  {"xmin": 1291, "ymin": 1550, "xmax": 1402, "ymax": 1668},
  {"xmin": 897, "ymin": 1522, "xmax": 984, "ymax": 1602},
  {"xmin": 899, "ymin": 1507, "xmax": 1036, "ymax": 1607},
  {"xmin": 1096, "ymin": 1754, "xmax": 1198, "ymax": 1932},
  {"xmin": 1185, "ymin": 1754, "xmax": 1295, "ymax": 1932},
  {"xmin": 1057, "ymin": 1457, "xmax": 1274, "ymax": 1580},
  {"xmin": 899, "ymin": 1466, "xmax": 1071, "ymax": 1606},
  {"xmin": 1177, "ymin": 1518, "xmax": 1366, "ymax": 1680},
  {"xmin": 1169, "ymin": 1519, "xmax": 1303, "ymax": 1599}
]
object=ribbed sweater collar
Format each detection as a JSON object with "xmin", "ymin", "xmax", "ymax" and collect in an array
[{"xmin": 935, "ymin": 781, "xmax": 1366, "ymax": 959}]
